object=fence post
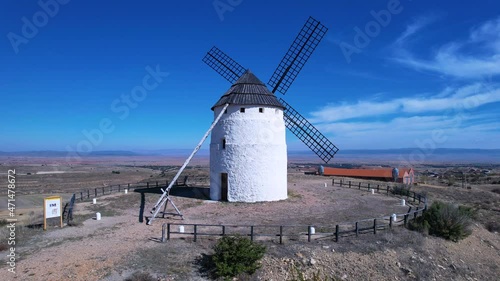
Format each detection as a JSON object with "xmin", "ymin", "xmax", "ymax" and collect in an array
[
  {"xmin": 194, "ymin": 225, "xmax": 197, "ymax": 242},
  {"xmin": 386, "ymin": 186, "xmax": 390, "ymax": 195},
  {"xmin": 373, "ymin": 219, "xmax": 377, "ymax": 234},
  {"xmin": 87, "ymin": 189, "xmax": 90, "ymax": 199},
  {"xmin": 335, "ymin": 224, "xmax": 339, "ymax": 242},
  {"xmin": 307, "ymin": 226, "xmax": 311, "ymax": 242},
  {"xmin": 377, "ymin": 184, "xmax": 379, "ymax": 193},
  {"xmin": 404, "ymin": 215, "xmax": 408, "ymax": 227},
  {"xmin": 389, "ymin": 216, "xmax": 393, "ymax": 228},
  {"xmin": 279, "ymin": 226, "xmax": 283, "ymax": 244},
  {"xmin": 102, "ymin": 186, "xmax": 105, "ymax": 195},
  {"xmin": 95, "ymin": 188, "xmax": 97, "ymax": 197},
  {"xmin": 222, "ymin": 225, "xmax": 225, "ymax": 236},
  {"xmin": 118, "ymin": 184, "xmax": 121, "ymax": 192},
  {"xmin": 349, "ymin": 181, "xmax": 351, "ymax": 188},
  {"xmin": 340, "ymin": 180, "xmax": 343, "ymax": 187},
  {"xmin": 128, "ymin": 183, "xmax": 130, "ymax": 190},
  {"xmin": 147, "ymin": 182, "xmax": 149, "ymax": 188},
  {"xmin": 367, "ymin": 183, "xmax": 370, "ymax": 191},
  {"xmin": 358, "ymin": 182, "xmax": 361, "ymax": 189},
  {"xmin": 355, "ymin": 222, "xmax": 359, "ymax": 237},
  {"xmin": 332, "ymin": 178, "xmax": 334, "ymax": 186},
  {"xmin": 250, "ymin": 226, "xmax": 254, "ymax": 241},
  {"xmin": 80, "ymin": 192, "xmax": 83, "ymax": 201},
  {"xmin": 167, "ymin": 223, "xmax": 171, "ymax": 241}
]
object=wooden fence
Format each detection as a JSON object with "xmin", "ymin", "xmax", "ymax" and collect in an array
[
  {"xmin": 73, "ymin": 177, "xmax": 189, "ymax": 202},
  {"xmin": 161, "ymin": 179, "xmax": 428, "ymax": 243}
]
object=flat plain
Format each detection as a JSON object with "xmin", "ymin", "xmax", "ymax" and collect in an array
[{"xmin": 0, "ymin": 155, "xmax": 499, "ymax": 280}]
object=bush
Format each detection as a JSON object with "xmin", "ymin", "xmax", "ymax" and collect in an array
[
  {"xmin": 409, "ymin": 201, "xmax": 473, "ymax": 242},
  {"xmin": 211, "ymin": 235, "xmax": 266, "ymax": 279},
  {"xmin": 112, "ymin": 170, "xmax": 121, "ymax": 174}
]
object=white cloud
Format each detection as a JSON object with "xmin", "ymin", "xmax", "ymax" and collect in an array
[
  {"xmin": 308, "ymin": 83, "xmax": 500, "ymax": 149},
  {"xmin": 310, "ymin": 83, "xmax": 500, "ymax": 122},
  {"xmin": 394, "ymin": 15, "xmax": 436, "ymax": 46},
  {"xmin": 392, "ymin": 17, "xmax": 500, "ymax": 78}
]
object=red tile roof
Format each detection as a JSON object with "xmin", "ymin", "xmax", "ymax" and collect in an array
[{"xmin": 322, "ymin": 167, "xmax": 411, "ymax": 179}]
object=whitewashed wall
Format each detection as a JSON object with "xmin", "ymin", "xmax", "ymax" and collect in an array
[{"xmin": 210, "ymin": 104, "xmax": 287, "ymax": 202}]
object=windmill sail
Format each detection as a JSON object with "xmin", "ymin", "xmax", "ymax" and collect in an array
[
  {"xmin": 268, "ymin": 17, "xmax": 328, "ymax": 95},
  {"xmin": 203, "ymin": 46, "xmax": 246, "ymax": 84},
  {"xmin": 202, "ymin": 17, "xmax": 339, "ymax": 163},
  {"xmin": 279, "ymin": 98, "xmax": 338, "ymax": 163}
]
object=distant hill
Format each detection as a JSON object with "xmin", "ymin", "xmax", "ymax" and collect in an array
[
  {"xmin": 0, "ymin": 148, "xmax": 498, "ymax": 163},
  {"xmin": 0, "ymin": 150, "xmax": 139, "ymax": 157}
]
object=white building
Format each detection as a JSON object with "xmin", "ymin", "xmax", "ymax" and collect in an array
[{"xmin": 210, "ymin": 70, "xmax": 288, "ymax": 202}]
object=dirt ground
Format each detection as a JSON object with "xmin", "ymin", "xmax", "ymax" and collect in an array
[{"xmin": 0, "ymin": 158, "xmax": 499, "ymax": 280}]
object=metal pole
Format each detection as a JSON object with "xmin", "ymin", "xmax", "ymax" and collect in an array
[
  {"xmin": 194, "ymin": 225, "xmax": 197, "ymax": 242},
  {"xmin": 167, "ymin": 223, "xmax": 170, "ymax": 241},
  {"xmin": 373, "ymin": 219, "xmax": 377, "ymax": 234}
]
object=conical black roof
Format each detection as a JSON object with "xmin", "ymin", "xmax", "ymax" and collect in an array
[{"xmin": 211, "ymin": 69, "xmax": 285, "ymax": 110}]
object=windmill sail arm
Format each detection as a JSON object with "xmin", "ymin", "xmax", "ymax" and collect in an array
[
  {"xmin": 268, "ymin": 17, "xmax": 328, "ymax": 95},
  {"xmin": 202, "ymin": 46, "xmax": 246, "ymax": 84},
  {"xmin": 280, "ymin": 98, "xmax": 338, "ymax": 163}
]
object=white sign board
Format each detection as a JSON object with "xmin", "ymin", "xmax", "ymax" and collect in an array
[
  {"xmin": 45, "ymin": 198, "xmax": 61, "ymax": 218},
  {"xmin": 44, "ymin": 196, "xmax": 63, "ymax": 230}
]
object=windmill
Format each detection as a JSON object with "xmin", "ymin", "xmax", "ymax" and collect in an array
[
  {"xmin": 203, "ymin": 17, "xmax": 338, "ymax": 163},
  {"xmin": 147, "ymin": 16, "xmax": 338, "ymax": 224}
]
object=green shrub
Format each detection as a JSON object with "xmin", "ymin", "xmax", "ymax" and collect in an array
[
  {"xmin": 211, "ymin": 235, "xmax": 266, "ymax": 279},
  {"xmin": 409, "ymin": 201, "xmax": 473, "ymax": 242}
]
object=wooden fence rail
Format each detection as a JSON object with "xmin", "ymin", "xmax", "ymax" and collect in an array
[
  {"xmin": 161, "ymin": 178, "xmax": 427, "ymax": 243},
  {"xmin": 73, "ymin": 178, "xmax": 191, "ymax": 202}
]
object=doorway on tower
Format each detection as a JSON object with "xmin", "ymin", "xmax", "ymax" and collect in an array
[{"xmin": 221, "ymin": 173, "xmax": 228, "ymax": 201}]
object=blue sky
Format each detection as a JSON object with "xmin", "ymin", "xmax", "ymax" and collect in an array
[{"xmin": 1, "ymin": 0, "xmax": 499, "ymax": 154}]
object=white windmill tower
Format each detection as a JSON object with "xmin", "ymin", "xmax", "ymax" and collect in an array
[
  {"xmin": 147, "ymin": 17, "xmax": 338, "ymax": 224},
  {"xmin": 209, "ymin": 70, "xmax": 288, "ymax": 202}
]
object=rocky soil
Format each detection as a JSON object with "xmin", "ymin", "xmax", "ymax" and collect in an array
[{"xmin": 0, "ymin": 170, "xmax": 498, "ymax": 280}]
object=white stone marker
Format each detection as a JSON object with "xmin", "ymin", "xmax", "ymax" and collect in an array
[{"xmin": 96, "ymin": 212, "xmax": 101, "ymax": 220}]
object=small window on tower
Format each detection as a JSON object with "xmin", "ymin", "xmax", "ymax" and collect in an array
[
  {"xmin": 240, "ymin": 108, "xmax": 245, "ymax": 113},
  {"xmin": 222, "ymin": 138, "xmax": 226, "ymax": 149},
  {"xmin": 259, "ymin": 108, "xmax": 264, "ymax": 113}
]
